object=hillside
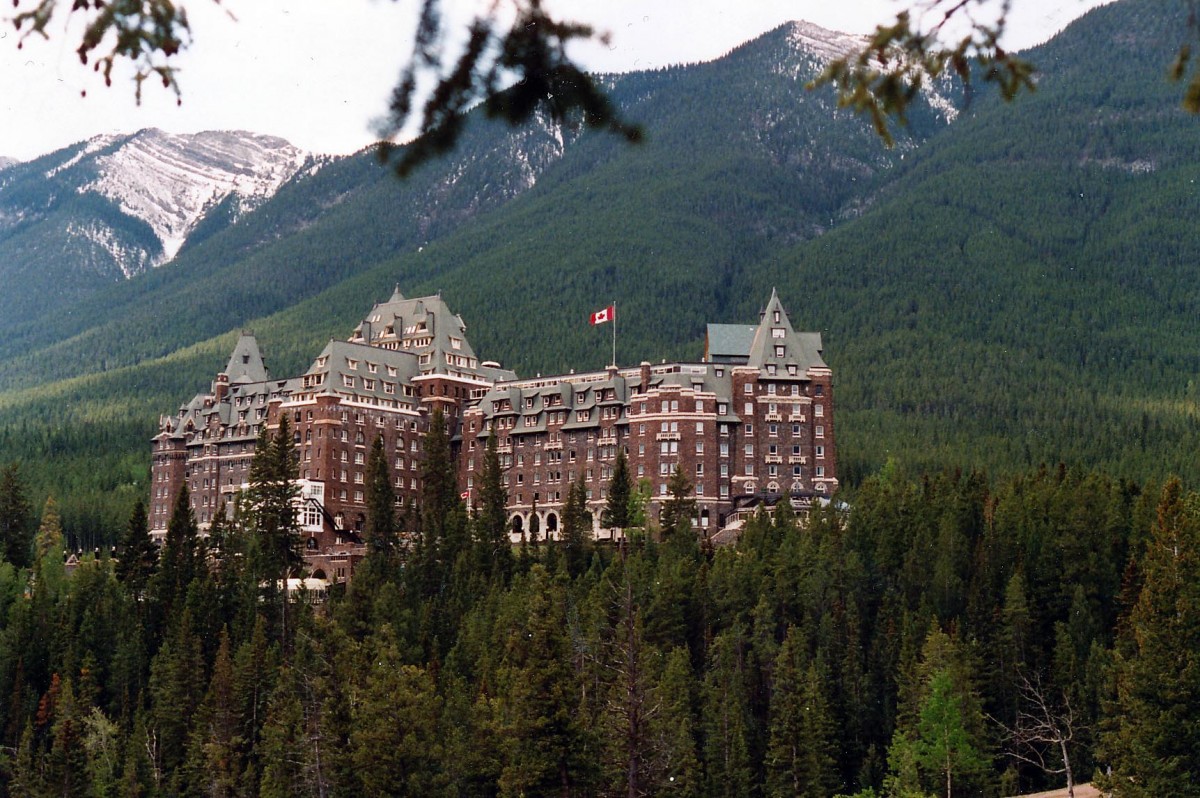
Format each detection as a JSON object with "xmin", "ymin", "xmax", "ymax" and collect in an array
[{"xmin": 1, "ymin": 0, "xmax": 1199, "ymax": 537}]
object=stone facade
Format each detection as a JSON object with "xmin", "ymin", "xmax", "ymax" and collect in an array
[{"xmin": 150, "ymin": 287, "xmax": 836, "ymax": 577}]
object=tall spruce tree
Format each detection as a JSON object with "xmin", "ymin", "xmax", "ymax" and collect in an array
[
  {"xmin": 561, "ymin": 474, "xmax": 592, "ymax": 578},
  {"xmin": 151, "ymin": 486, "xmax": 199, "ymax": 629},
  {"xmin": 364, "ymin": 433, "xmax": 399, "ymax": 561},
  {"xmin": 0, "ymin": 463, "xmax": 32, "ymax": 568},
  {"xmin": 602, "ymin": 447, "xmax": 632, "ymax": 530},
  {"xmin": 115, "ymin": 500, "xmax": 158, "ymax": 597},
  {"xmin": 1099, "ymin": 478, "xmax": 1200, "ymax": 797},
  {"xmin": 477, "ymin": 431, "xmax": 513, "ymax": 582},
  {"xmin": 660, "ymin": 465, "xmax": 697, "ymax": 542},
  {"xmin": 247, "ymin": 417, "xmax": 300, "ymax": 584}
]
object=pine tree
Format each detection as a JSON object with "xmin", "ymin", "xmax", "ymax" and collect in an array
[
  {"xmin": 364, "ymin": 433, "xmax": 398, "ymax": 560},
  {"xmin": 351, "ymin": 628, "xmax": 446, "ymax": 796},
  {"xmin": 115, "ymin": 500, "xmax": 158, "ymax": 598},
  {"xmin": 1099, "ymin": 478, "xmax": 1200, "ymax": 797},
  {"xmin": 603, "ymin": 447, "xmax": 633, "ymax": 530},
  {"xmin": 33, "ymin": 496, "xmax": 66, "ymax": 595},
  {"xmin": 497, "ymin": 565, "xmax": 591, "ymax": 797},
  {"xmin": 184, "ymin": 628, "xmax": 241, "ymax": 797},
  {"xmin": 247, "ymin": 417, "xmax": 300, "ymax": 583},
  {"xmin": 245, "ymin": 417, "xmax": 300, "ymax": 643},
  {"xmin": 561, "ymin": 474, "xmax": 592, "ymax": 578},
  {"xmin": 701, "ymin": 628, "xmax": 753, "ymax": 798},
  {"xmin": 477, "ymin": 431, "xmax": 513, "ymax": 582},
  {"xmin": 0, "ymin": 463, "xmax": 32, "ymax": 568},
  {"xmin": 660, "ymin": 465, "xmax": 697, "ymax": 542},
  {"xmin": 650, "ymin": 647, "xmax": 702, "ymax": 797},
  {"xmin": 151, "ymin": 486, "xmax": 199, "ymax": 629},
  {"xmin": 766, "ymin": 627, "xmax": 840, "ymax": 798}
]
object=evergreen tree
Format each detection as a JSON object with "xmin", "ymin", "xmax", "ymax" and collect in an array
[
  {"xmin": 247, "ymin": 417, "xmax": 300, "ymax": 583},
  {"xmin": 651, "ymin": 647, "xmax": 702, "ymax": 797},
  {"xmin": 603, "ymin": 447, "xmax": 633, "ymax": 530},
  {"xmin": 34, "ymin": 496, "xmax": 66, "ymax": 596},
  {"xmin": 561, "ymin": 474, "xmax": 592, "ymax": 578},
  {"xmin": 184, "ymin": 628, "xmax": 241, "ymax": 797},
  {"xmin": 115, "ymin": 500, "xmax": 158, "ymax": 597},
  {"xmin": 497, "ymin": 565, "xmax": 592, "ymax": 797},
  {"xmin": 660, "ymin": 466, "xmax": 697, "ymax": 542},
  {"xmin": 1099, "ymin": 479, "xmax": 1200, "ymax": 797},
  {"xmin": 364, "ymin": 433, "xmax": 398, "ymax": 560},
  {"xmin": 476, "ymin": 431, "xmax": 513, "ymax": 582},
  {"xmin": 766, "ymin": 628, "xmax": 840, "ymax": 798},
  {"xmin": 0, "ymin": 463, "xmax": 32, "ymax": 568},
  {"xmin": 246, "ymin": 417, "xmax": 300, "ymax": 643},
  {"xmin": 151, "ymin": 486, "xmax": 199, "ymax": 629},
  {"xmin": 351, "ymin": 628, "xmax": 446, "ymax": 796},
  {"xmin": 701, "ymin": 628, "xmax": 753, "ymax": 798}
]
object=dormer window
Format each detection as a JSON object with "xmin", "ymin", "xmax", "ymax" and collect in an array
[
  {"xmin": 773, "ymin": 310, "xmax": 781, "ymax": 323},
  {"xmin": 368, "ymin": 363, "xmax": 378, "ymax": 374},
  {"xmin": 348, "ymin": 360, "xmax": 359, "ymax": 370},
  {"xmin": 242, "ymin": 353, "xmax": 250, "ymax": 364},
  {"xmin": 772, "ymin": 328, "xmax": 785, "ymax": 339},
  {"xmin": 774, "ymin": 345, "xmax": 785, "ymax": 358}
]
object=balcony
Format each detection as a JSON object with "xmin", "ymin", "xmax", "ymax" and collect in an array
[
  {"xmin": 789, "ymin": 414, "xmax": 806, "ymax": 422},
  {"xmin": 764, "ymin": 455, "xmax": 783, "ymax": 464},
  {"xmin": 764, "ymin": 413, "xmax": 783, "ymax": 422},
  {"xmin": 656, "ymin": 432, "xmax": 682, "ymax": 441},
  {"xmin": 789, "ymin": 456, "xmax": 807, "ymax": 464}
]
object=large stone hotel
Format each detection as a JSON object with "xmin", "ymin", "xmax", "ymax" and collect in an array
[{"xmin": 150, "ymin": 288, "xmax": 836, "ymax": 573}]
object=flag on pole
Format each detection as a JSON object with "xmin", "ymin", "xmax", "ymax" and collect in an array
[
  {"xmin": 460, "ymin": 489, "xmax": 471, "ymax": 500},
  {"xmin": 590, "ymin": 305, "xmax": 615, "ymax": 325}
]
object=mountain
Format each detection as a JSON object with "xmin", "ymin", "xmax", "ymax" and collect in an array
[
  {"xmin": 0, "ymin": 129, "xmax": 311, "ymax": 331},
  {"xmin": 2, "ymin": 0, "xmax": 1198, "ymax": 537}
]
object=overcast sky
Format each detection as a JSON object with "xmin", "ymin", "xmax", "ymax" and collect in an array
[{"xmin": 0, "ymin": 0, "xmax": 1111, "ymax": 161}]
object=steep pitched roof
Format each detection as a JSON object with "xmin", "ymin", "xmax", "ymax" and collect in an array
[
  {"xmin": 223, "ymin": 333, "xmax": 270, "ymax": 384},
  {"xmin": 745, "ymin": 289, "xmax": 826, "ymax": 375}
]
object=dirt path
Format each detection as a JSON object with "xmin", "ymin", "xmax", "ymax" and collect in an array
[{"xmin": 1011, "ymin": 784, "xmax": 1101, "ymax": 798}]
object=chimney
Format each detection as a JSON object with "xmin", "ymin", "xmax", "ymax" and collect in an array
[{"xmin": 214, "ymin": 373, "xmax": 229, "ymax": 404}]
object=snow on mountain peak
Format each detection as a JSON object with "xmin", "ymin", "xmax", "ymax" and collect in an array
[
  {"xmin": 80, "ymin": 129, "xmax": 307, "ymax": 263},
  {"xmin": 785, "ymin": 21, "xmax": 866, "ymax": 65}
]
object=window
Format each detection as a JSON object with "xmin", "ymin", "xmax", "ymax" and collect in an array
[
  {"xmin": 720, "ymin": 463, "xmax": 729, "ymax": 477},
  {"xmin": 718, "ymin": 402, "xmax": 727, "ymax": 415},
  {"xmin": 696, "ymin": 463, "xmax": 704, "ymax": 476},
  {"xmin": 696, "ymin": 483, "xmax": 704, "ymax": 495},
  {"xmin": 347, "ymin": 359, "xmax": 358, "ymax": 370},
  {"xmin": 772, "ymin": 327, "xmax": 785, "ymax": 339},
  {"xmin": 769, "ymin": 424, "xmax": 778, "ymax": 437},
  {"xmin": 745, "ymin": 443, "xmax": 754, "ymax": 456},
  {"xmin": 815, "ymin": 466, "xmax": 825, "ymax": 477},
  {"xmin": 342, "ymin": 375, "xmax": 355, "ymax": 388},
  {"xmin": 774, "ymin": 345, "xmax": 785, "ymax": 358},
  {"xmin": 815, "ymin": 385, "xmax": 824, "ymax": 396},
  {"xmin": 816, "ymin": 425, "xmax": 825, "ymax": 438},
  {"xmin": 367, "ymin": 363, "xmax": 378, "ymax": 373},
  {"xmin": 816, "ymin": 446, "xmax": 825, "ymax": 458},
  {"xmin": 696, "ymin": 441, "xmax": 704, "ymax": 454},
  {"xmin": 744, "ymin": 384, "xmax": 752, "ymax": 394},
  {"xmin": 745, "ymin": 464, "xmax": 754, "ymax": 476},
  {"xmin": 815, "ymin": 404, "xmax": 824, "ymax": 417},
  {"xmin": 744, "ymin": 402, "xmax": 754, "ymax": 415},
  {"xmin": 767, "ymin": 364, "xmax": 777, "ymax": 375}
]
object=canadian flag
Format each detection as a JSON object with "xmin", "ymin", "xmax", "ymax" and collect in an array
[
  {"xmin": 460, "ymin": 489, "xmax": 471, "ymax": 500},
  {"xmin": 590, "ymin": 305, "xmax": 615, "ymax": 325}
]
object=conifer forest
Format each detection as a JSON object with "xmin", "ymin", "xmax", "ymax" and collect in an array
[{"xmin": 0, "ymin": 413, "xmax": 1196, "ymax": 797}]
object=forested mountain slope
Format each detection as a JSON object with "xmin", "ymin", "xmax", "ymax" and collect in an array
[{"xmin": 2, "ymin": 0, "xmax": 1199, "ymax": 537}]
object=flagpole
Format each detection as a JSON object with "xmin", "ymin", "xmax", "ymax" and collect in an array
[{"xmin": 612, "ymin": 300, "xmax": 617, "ymax": 368}]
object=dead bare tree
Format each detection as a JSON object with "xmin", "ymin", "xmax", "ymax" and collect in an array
[{"xmin": 988, "ymin": 671, "xmax": 1082, "ymax": 798}]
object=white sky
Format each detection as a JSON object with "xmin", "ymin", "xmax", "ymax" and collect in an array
[{"xmin": 0, "ymin": 0, "xmax": 1111, "ymax": 161}]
